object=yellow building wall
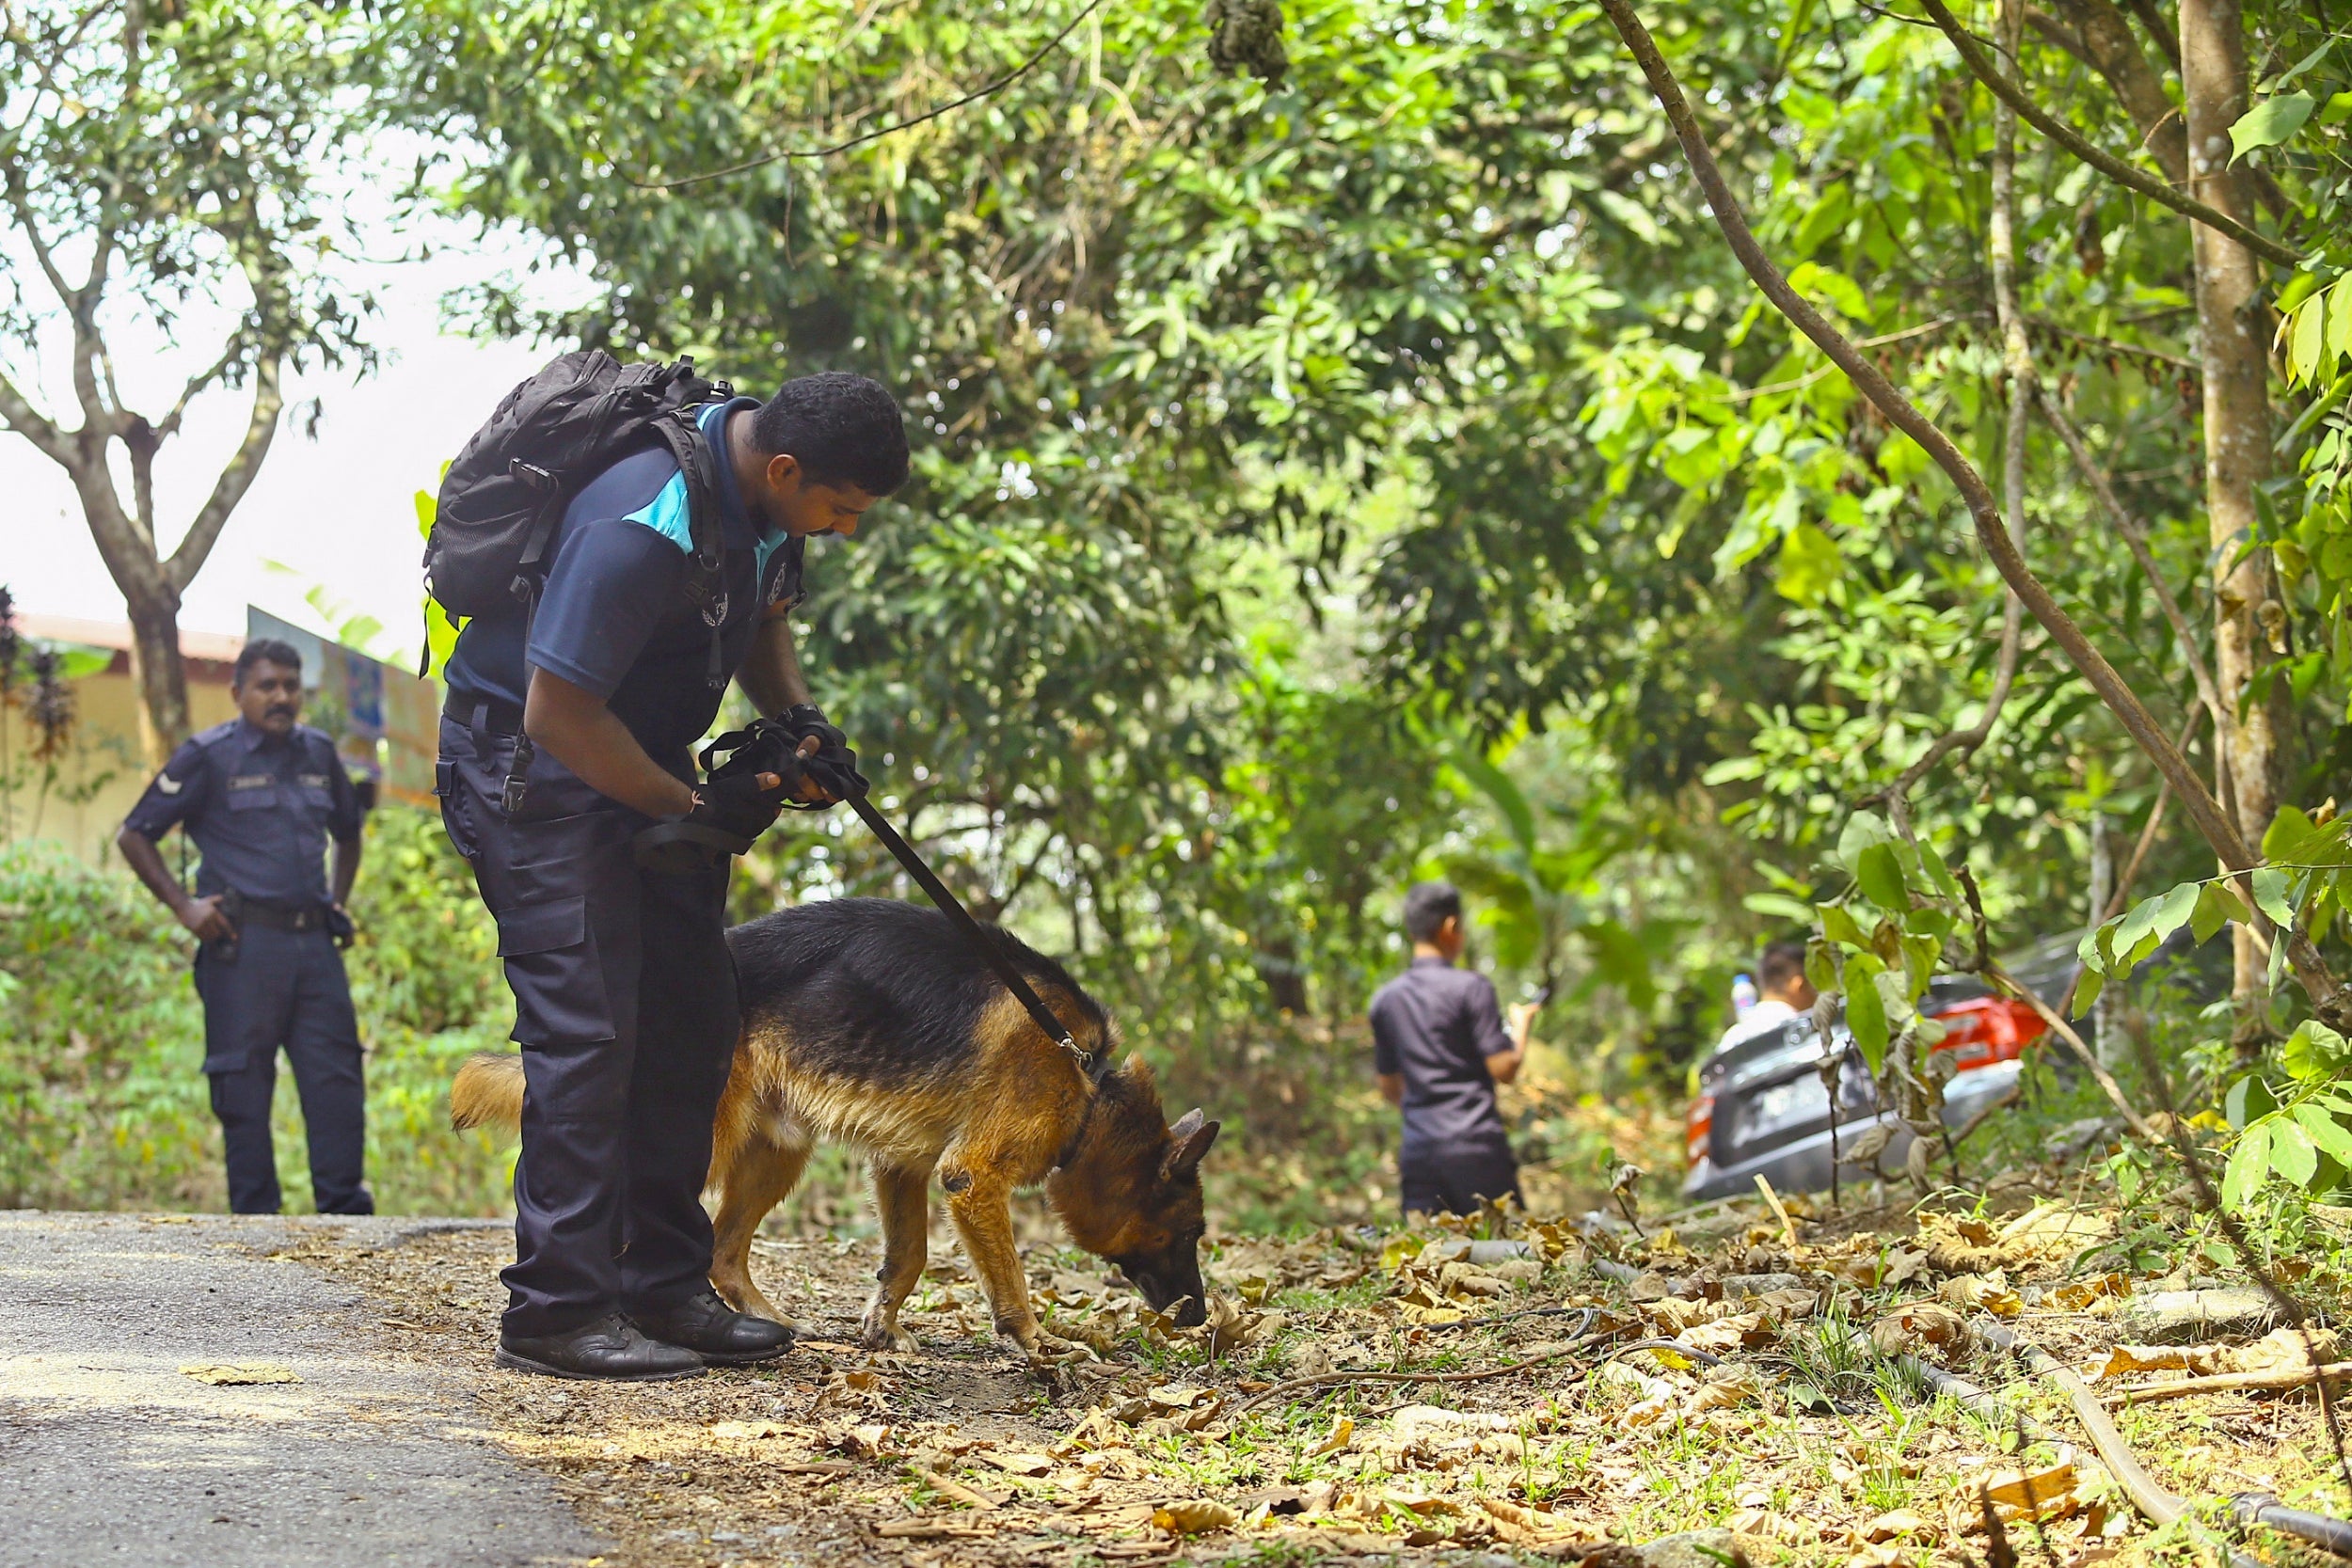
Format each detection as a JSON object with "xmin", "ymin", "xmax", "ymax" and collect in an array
[{"xmin": 1, "ymin": 668, "xmax": 238, "ymax": 867}]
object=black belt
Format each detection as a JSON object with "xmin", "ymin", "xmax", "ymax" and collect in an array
[
  {"xmin": 448, "ymin": 695, "xmax": 526, "ymax": 739},
  {"xmin": 222, "ymin": 891, "xmax": 328, "ymax": 932}
]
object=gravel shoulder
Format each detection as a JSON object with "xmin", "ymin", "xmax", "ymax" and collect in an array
[{"xmin": 0, "ymin": 1211, "xmax": 600, "ymax": 1568}]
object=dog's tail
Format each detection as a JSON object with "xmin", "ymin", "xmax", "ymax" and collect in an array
[{"xmin": 450, "ymin": 1053, "xmax": 526, "ymax": 1133}]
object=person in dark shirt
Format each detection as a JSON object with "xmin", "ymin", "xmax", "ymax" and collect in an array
[
  {"xmin": 1368, "ymin": 881, "xmax": 1538, "ymax": 1217},
  {"xmin": 437, "ymin": 371, "xmax": 909, "ymax": 1382},
  {"xmin": 117, "ymin": 638, "xmax": 373, "ymax": 1216}
]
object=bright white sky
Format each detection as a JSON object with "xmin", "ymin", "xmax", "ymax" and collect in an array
[{"xmin": 3, "ymin": 199, "xmax": 596, "ymax": 663}]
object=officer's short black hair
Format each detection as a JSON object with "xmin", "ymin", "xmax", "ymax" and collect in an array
[
  {"xmin": 233, "ymin": 638, "xmax": 303, "ymax": 689},
  {"xmin": 1403, "ymin": 881, "xmax": 1463, "ymax": 943},
  {"xmin": 1759, "ymin": 940, "xmax": 1808, "ymax": 992},
  {"xmin": 750, "ymin": 372, "xmax": 910, "ymax": 497}
]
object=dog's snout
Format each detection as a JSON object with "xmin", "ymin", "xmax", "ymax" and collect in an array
[{"xmin": 1170, "ymin": 1295, "xmax": 1208, "ymax": 1328}]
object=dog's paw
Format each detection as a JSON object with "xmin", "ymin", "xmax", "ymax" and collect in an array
[
  {"xmin": 857, "ymin": 1317, "xmax": 918, "ymax": 1354},
  {"xmin": 1025, "ymin": 1331, "xmax": 1098, "ymax": 1381}
]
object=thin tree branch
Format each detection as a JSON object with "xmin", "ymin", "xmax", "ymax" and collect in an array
[
  {"xmin": 0, "ymin": 365, "xmax": 75, "ymax": 469},
  {"xmin": 1, "ymin": 166, "xmax": 76, "ymax": 307},
  {"xmin": 165, "ymin": 357, "xmax": 281, "ymax": 595},
  {"xmin": 1915, "ymin": 0, "xmax": 2301, "ymax": 267},
  {"xmin": 1593, "ymin": 0, "xmax": 2352, "ymax": 1027},
  {"xmin": 615, "ymin": 0, "xmax": 1112, "ymax": 192},
  {"xmin": 155, "ymin": 336, "xmax": 250, "ymax": 440},
  {"xmin": 2036, "ymin": 386, "xmax": 2225, "ymax": 735}
]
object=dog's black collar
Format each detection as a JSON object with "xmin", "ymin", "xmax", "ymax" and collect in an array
[{"xmin": 1053, "ymin": 1046, "xmax": 1117, "ymax": 1171}]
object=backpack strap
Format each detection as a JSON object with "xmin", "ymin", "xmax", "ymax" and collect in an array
[
  {"xmin": 497, "ymin": 462, "xmax": 565, "ymax": 814},
  {"xmin": 652, "ymin": 408, "xmax": 733, "ymax": 691}
]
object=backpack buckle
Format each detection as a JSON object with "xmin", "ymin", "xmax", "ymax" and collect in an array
[{"xmin": 508, "ymin": 459, "xmax": 555, "ymax": 492}]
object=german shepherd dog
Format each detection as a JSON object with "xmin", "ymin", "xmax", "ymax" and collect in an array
[{"xmin": 452, "ymin": 898, "xmax": 1219, "ymax": 1354}]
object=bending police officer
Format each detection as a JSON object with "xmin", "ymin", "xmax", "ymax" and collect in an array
[
  {"xmin": 118, "ymin": 638, "xmax": 373, "ymax": 1216},
  {"xmin": 436, "ymin": 372, "xmax": 909, "ymax": 1382}
]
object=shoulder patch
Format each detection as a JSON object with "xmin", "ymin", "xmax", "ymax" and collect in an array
[
  {"xmin": 191, "ymin": 720, "xmax": 241, "ymax": 747},
  {"xmin": 620, "ymin": 471, "xmax": 695, "ymax": 556}
]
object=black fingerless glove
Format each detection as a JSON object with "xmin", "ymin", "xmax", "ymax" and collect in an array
[
  {"xmin": 774, "ymin": 705, "xmax": 868, "ymax": 805},
  {"xmin": 632, "ymin": 769, "xmax": 790, "ymax": 875}
]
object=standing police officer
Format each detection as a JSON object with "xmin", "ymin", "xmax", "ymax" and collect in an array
[
  {"xmin": 118, "ymin": 638, "xmax": 373, "ymax": 1216},
  {"xmin": 437, "ymin": 372, "xmax": 908, "ymax": 1382}
]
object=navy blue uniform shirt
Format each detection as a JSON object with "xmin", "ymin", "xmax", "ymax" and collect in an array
[
  {"xmin": 122, "ymin": 719, "xmax": 365, "ymax": 906},
  {"xmin": 441, "ymin": 397, "xmax": 806, "ymax": 764},
  {"xmin": 1369, "ymin": 956, "xmax": 1515, "ymax": 1158}
]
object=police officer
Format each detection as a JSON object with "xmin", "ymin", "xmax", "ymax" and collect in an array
[
  {"xmin": 437, "ymin": 372, "xmax": 908, "ymax": 1381},
  {"xmin": 117, "ymin": 638, "xmax": 373, "ymax": 1216}
]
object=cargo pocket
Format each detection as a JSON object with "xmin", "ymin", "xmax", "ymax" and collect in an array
[
  {"xmin": 436, "ymin": 759, "xmax": 482, "ymax": 864},
  {"xmin": 495, "ymin": 895, "xmax": 614, "ymax": 1046}
]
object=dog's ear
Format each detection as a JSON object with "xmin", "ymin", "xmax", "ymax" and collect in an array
[{"xmin": 1162, "ymin": 1110, "xmax": 1220, "ymax": 1180}]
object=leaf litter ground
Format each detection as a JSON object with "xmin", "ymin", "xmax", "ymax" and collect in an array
[{"xmin": 293, "ymin": 1180, "xmax": 2352, "ymax": 1568}]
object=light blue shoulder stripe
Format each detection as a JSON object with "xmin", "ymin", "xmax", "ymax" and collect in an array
[{"xmin": 621, "ymin": 471, "xmax": 694, "ymax": 555}]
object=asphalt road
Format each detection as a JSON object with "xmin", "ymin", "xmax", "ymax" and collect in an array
[{"xmin": 0, "ymin": 1212, "xmax": 598, "ymax": 1567}]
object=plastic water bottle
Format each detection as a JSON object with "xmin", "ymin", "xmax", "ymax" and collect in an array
[{"xmin": 1731, "ymin": 973, "xmax": 1759, "ymax": 1021}]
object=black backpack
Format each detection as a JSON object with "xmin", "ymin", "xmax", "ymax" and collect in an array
[{"xmin": 421, "ymin": 351, "xmax": 734, "ymax": 676}]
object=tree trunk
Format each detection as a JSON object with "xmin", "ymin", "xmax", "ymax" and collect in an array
[
  {"xmin": 2051, "ymin": 0, "xmax": 2190, "ymax": 182},
  {"xmin": 2180, "ymin": 0, "xmax": 2279, "ymax": 1039},
  {"xmin": 124, "ymin": 593, "xmax": 190, "ymax": 766}
]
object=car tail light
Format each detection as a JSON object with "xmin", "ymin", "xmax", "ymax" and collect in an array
[
  {"xmin": 1685, "ymin": 1093, "xmax": 1715, "ymax": 1166},
  {"xmin": 1930, "ymin": 996, "xmax": 2047, "ymax": 1069}
]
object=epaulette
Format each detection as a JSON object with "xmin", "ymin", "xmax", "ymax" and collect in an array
[{"xmin": 189, "ymin": 720, "xmax": 243, "ymax": 748}]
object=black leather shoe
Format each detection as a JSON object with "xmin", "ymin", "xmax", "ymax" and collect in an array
[
  {"xmin": 496, "ymin": 1313, "xmax": 706, "ymax": 1382},
  {"xmin": 628, "ymin": 1290, "xmax": 793, "ymax": 1365}
]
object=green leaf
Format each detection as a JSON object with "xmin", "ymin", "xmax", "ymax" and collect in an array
[
  {"xmin": 2222, "ymin": 1120, "xmax": 2273, "ymax": 1212},
  {"xmin": 2108, "ymin": 890, "xmax": 2168, "ymax": 969},
  {"xmin": 2072, "ymin": 963, "xmax": 2106, "ymax": 1019},
  {"xmin": 2294, "ymin": 1103, "xmax": 2352, "ymax": 1167},
  {"xmin": 1855, "ymin": 842, "xmax": 1909, "ymax": 911},
  {"xmin": 2282, "ymin": 1019, "xmax": 2351, "ymax": 1083},
  {"xmin": 2252, "ymin": 867, "xmax": 2297, "ymax": 929},
  {"xmin": 2191, "ymin": 881, "xmax": 2245, "ymax": 943},
  {"xmin": 1836, "ymin": 812, "xmax": 1895, "ymax": 872},
  {"xmin": 1846, "ymin": 976, "xmax": 1889, "ymax": 1071},
  {"xmin": 1451, "ymin": 745, "xmax": 1537, "ymax": 862},
  {"xmin": 1915, "ymin": 840, "xmax": 1963, "ymax": 901},
  {"xmin": 2271, "ymin": 1117, "xmax": 2320, "ymax": 1188},
  {"xmin": 1818, "ymin": 902, "xmax": 1868, "ymax": 948},
  {"xmin": 2231, "ymin": 92, "xmax": 2316, "ymax": 161},
  {"xmin": 2151, "ymin": 880, "xmax": 2201, "ymax": 945},
  {"xmin": 2227, "ymin": 1073, "xmax": 2280, "ymax": 1130},
  {"xmin": 2295, "ymin": 295, "xmax": 2328, "ymax": 383},
  {"xmin": 1774, "ymin": 522, "xmax": 1843, "ymax": 606}
]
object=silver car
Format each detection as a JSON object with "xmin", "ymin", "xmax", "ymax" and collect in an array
[{"xmin": 1681, "ymin": 942, "xmax": 2078, "ymax": 1202}]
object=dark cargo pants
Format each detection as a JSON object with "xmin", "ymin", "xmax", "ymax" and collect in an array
[
  {"xmin": 437, "ymin": 714, "xmax": 739, "ymax": 1338},
  {"xmin": 194, "ymin": 926, "xmax": 373, "ymax": 1215},
  {"xmin": 1398, "ymin": 1141, "xmax": 1522, "ymax": 1219}
]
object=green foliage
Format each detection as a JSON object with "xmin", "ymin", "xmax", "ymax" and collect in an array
[{"xmin": 2219, "ymin": 1019, "xmax": 2352, "ymax": 1212}]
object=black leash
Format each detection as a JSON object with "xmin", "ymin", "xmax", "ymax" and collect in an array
[{"xmin": 834, "ymin": 782, "xmax": 1092, "ymax": 1071}]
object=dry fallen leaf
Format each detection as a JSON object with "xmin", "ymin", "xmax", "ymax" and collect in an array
[
  {"xmin": 1856, "ymin": 1508, "xmax": 1931, "ymax": 1544},
  {"xmin": 2051, "ymin": 1273, "xmax": 2133, "ymax": 1311},
  {"xmin": 1981, "ymin": 1460, "xmax": 2078, "ymax": 1523},
  {"xmin": 1871, "ymin": 1302, "xmax": 1969, "ymax": 1354},
  {"xmin": 1153, "ymin": 1499, "xmax": 1239, "ymax": 1535},
  {"xmin": 2228, "ymin": 1325, "xmax": 2343, "ymax": 1376},
  {"xmin": 1309, "ymin": 1415, "xmax": 1355, "ymax": 1456},
  {"xmin": 180, "ymin": 1362, "xmax": 300, "ymax": 1386},
  {"xmin": 977, "ymin": 1450, "xmax": 1055, "ymax": 1478}
]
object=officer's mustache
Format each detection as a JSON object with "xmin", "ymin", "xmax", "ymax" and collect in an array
[{"xmin": 264, "ymin": 705, "xmax": 296, "ymax": 718}]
